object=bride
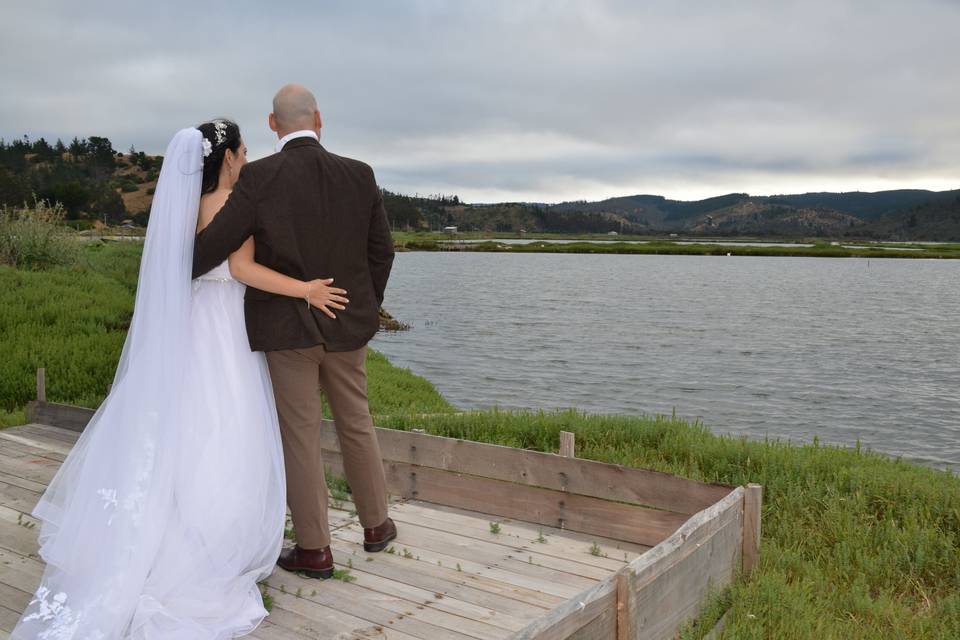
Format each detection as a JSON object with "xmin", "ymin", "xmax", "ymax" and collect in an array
[{"xmin": 13, "ymin": 121, "xmax": 347, "ymax": 639}]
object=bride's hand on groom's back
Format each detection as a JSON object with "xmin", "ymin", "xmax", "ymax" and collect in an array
[{"xmin": 306, "ymin": 279, "xmax": 349, "ymax": 319}]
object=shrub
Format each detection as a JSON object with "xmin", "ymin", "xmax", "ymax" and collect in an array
[
  {"xmin": 146, "ymin": 187, "xmax": 155, "ymax": 195},
  {"xmin": 120, "ymin": 182, "xmax": 138, "ymax": 193},
  {"xmin": 0, "ymin": 200, "xmax": 81, "ymax": 269}
]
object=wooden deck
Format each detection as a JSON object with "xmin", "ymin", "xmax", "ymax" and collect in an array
[
  {"xmin": 1, "ymin": 390, "xmax": 762, "ymax": 640},
  {"xmin": 0, "ymin": 422, "xmax": 648, "ymax": 639}
]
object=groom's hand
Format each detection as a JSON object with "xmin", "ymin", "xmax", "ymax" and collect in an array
[{"xmin": 306, "ymin": 278, "xmax": 349, "ymax": 319}]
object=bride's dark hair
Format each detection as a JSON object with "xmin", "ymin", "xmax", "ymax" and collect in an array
[{"xmin": 196, "ymin": 119, "xmax": 242, "ymax": 195}]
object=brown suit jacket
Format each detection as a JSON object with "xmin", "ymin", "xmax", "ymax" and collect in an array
[{"xmin": 192, "ymin": 137, "xmax": 395, "ymax": 352}]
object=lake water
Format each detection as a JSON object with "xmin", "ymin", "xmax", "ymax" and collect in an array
[{"xmin": 373, "ymin": 253, "xmax": 960, "ymax": 471}]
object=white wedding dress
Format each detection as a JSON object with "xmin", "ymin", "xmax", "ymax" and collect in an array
[{"xmin": 13, "ymin": 129, "xmax": 286, "ymax": 639}]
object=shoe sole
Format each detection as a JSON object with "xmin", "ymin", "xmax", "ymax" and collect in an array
[
  {"xmin": 278, "ymin": 564, "xmax": 334, "ymax": 580},
  {"xmin": 364, "ymin": 530, "xmax": 398, "ymax": 553}
]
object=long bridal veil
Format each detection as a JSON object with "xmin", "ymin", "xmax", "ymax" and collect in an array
[{"xmin": 14, "ymin": 129, "xmax": 204, "ymax": 638}]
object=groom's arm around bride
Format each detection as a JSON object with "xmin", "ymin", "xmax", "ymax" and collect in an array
[{"xmin": 191, "ymin": 115, "xmax": 394, "ymax": 353}]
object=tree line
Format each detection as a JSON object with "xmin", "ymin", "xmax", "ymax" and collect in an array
[{"xmin": 0, "ymin": 135, "xmax": 161, "ymax": 225}]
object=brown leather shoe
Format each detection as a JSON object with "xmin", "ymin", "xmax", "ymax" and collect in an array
[
  {"xmin": 363, "ymin": 517, "xmax": 397, "ymax": 552},
  {"xmin": 277, "ymin": 545, "xmax": 334, "ymax": 579}
]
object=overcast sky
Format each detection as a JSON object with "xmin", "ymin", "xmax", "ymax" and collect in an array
[{"xmin": 2, "ymin": 1, "xmax": 958, "ymax": 203}]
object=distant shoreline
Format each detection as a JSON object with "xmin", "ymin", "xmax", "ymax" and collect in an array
[{"xmin": 393, "ymin": 234, "xmax": 960, "ymax": 259}]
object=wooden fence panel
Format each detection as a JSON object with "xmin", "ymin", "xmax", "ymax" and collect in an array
[
  {"xmin": 323, "ymin": 450, "xmax": 688, "ymax": 547},
  {"xmin": 319, "ymin": 420, "xmax": 730, "ymax": 515},
  {"xmin": 616, "ymin": 487, "xmax": 745, "ymax": 640},
  {"xmin": 25, "ymin": 402, "xmax": 93, "ymax": 433},
  {"xmin": 509, "ymin": 579, "xmax": 617, "ymax": 640}
]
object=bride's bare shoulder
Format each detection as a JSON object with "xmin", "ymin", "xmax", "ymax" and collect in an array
[{"xmin": 196, "ymin": 189, "xmax": 231, "ymax": 233}]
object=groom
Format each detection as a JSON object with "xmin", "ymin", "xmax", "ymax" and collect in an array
[{"xmin": 193, "ymin": 84, "xmax": 397, "ymax": 579}]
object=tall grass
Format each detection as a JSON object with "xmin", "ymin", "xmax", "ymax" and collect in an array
[{"xmin": 0, "ymin": 200, "xmax": 81, "ymax": 269}]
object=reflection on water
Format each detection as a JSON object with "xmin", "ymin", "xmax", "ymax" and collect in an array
[{"xmin": 374, "ymin": 253, "xmax": 960, "ymax": 471}]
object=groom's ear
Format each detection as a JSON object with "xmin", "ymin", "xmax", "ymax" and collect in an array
[
  {"xmin": 268, "ymin": 113, "xmax": 279, "ymax": 133},
  {"xmin": 314, "ymin": 111, "xmax": 322, "ymax": 132}
]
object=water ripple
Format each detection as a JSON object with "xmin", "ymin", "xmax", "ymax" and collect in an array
[{"xmin": 374, "ymin": 253, "xmax": 960, "ymax": 471}]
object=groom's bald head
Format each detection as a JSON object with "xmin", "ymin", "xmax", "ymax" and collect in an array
[{"xmin": 270, "ymin": 84, "xmax": 322, "ymax": 138}]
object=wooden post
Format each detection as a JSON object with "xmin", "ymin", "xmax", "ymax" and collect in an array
[
  {"xmin": 616, "ymin": 570, "xmax": 634, "ymax": 640},
  {"xmin": 742, "ymin": 483, "xmax": 762, "ymax": 575},
  {"xmin": 559, "ymin": 431, "xmax": 576, "ymax": 458},
  {"xmin": 36, "ymin": 367, "xmax": 46, "ymax": 402}
]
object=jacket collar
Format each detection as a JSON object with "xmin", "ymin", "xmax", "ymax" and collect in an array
[
  {"xmin": 281, "ymin": 137, "xmax": 322, "ymax": 152},
  {"xmin": 276, "ymin": 130, "xmax": 320, "ymax": 152}
]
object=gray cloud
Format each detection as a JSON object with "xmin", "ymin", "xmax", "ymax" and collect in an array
[{"xmin": 2, "ymin": 0, "xmax": 958, "ymax": 202}]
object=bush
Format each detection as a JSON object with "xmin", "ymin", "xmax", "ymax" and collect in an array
[
  {"xmin": 0, "ymin": 200, "xmax": 81, "ymax": 269},
  {"xmin": 120, "ymin": 182, "xmax": 138, "ymax": 193},
  {"xmin": 146, "ymin": 187, "xmax": 155, "ymax": 195}
]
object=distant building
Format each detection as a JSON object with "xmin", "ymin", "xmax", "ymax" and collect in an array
[
  {"xmin": 607, "ymin": 231, "xmax": 619, "ymax": 236},
  {"xmin": 443, "ymin": 226, "xmax": 458, "ymax": 234}
]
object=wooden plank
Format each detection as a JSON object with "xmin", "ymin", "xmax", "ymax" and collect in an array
[
  {"xmin": 0, "ymin": 429, "xmax": 72, "ymax": 458},
  {"xmin": 0, "ymin": 606, "xmax": 20, "ymax": 636},
  {"xmin": 15, "ymin": 424, "xmax": 80, "ymax": 446},
  {"xmin": 565, "ymin": 604, "xmax": 616, "ymax": 640},
  {"xmin": 263, "ymin": 580, "xmax": 430, "ymax": 640},
  {"xmin": 249, "ymin": 618, "xmax": 318, "ymax": 640},
  {"xmin": 325, "ymin": 451, "xmax": 687, "ymax": 547},
  {"xmin": 35, "ymin": 368, "xmax": 45, "ymax": 403},
  {"xmin": 0, "ymin": 439, "xmax": 66, "ymax": 463},
  {"xmin": 0, "ymin": 582, "xmax": 31, "ymax": 621},
  {"xmin": 0, "ymin": 481, "xmax": 41, "ymax": 517},
  {"xmin": 742, "ymin": 483, "xmax": 763, "ymax": 575},
  {"xmin": 558, "ymin": 432, "xmax": 575, "ymax": 458},
  {"xmin": 616, "ymin": 487, "xmax": 745, "ymax": 640},
  {"xmin": 0, "ymin": 548, "xmax": 41, "ymax": 606},
  {"xmin": 330, "ymin": 529, "xmax": 582, "ymax": 601},
  {"xmin": 263, "ymin": 592, "xmax": 412, "ymax": 640},
  {"xmin": 389, "ymin": 502, "xmax": 637, "ymax": 572},
  {"xmin": 321, "ymin": 421, "xmax": 730, "ymax": 516},
  {"xmin": 0, "ymin": 512, "xmax": 41, "ymax": 559},
  {"xmin": 336, "ymin": 519, "xmax": 603, "ymax": 587},
  {"xmin": 327, "ymin": 561, "xmax": 527, "ymax": 633},
  {"xmin": 24, "ymin": 403, "xmax": 93, "ymax": 433},
  {"xmin": 508, "ymin": 578, "xmax": 616, "ymax": 640},
  {"xmin": 325, "ymin": 538, "xmax": 553, "ymax": 618},
  {"xmin": 298, "ymin": 573, "xmax": 507, "ymax": 640},
  {"xmin": 0, "ymin": 471, "xmax": 46, "ymax": 495},
  {"xmin": 0, "ymin": 451, "xmax": 60, "ymax": 485},
  {"xmin": 398, "ymin": 501, "xmax": 650, "ymax": 559}
]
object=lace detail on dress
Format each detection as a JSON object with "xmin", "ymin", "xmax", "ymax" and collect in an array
[{"xmin": 22, "ymin": 586, "xmax": 103, "ymax": 640}]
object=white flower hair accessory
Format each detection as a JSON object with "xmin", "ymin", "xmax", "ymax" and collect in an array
[
  {"xmin": 201, "ymin": 138, "xmax": 213, "ymax": 158},
  {"xmin": 213, "ymin": 120, "xmax": 228, "ymax": 146}
]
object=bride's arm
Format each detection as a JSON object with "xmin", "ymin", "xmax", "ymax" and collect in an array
[{"xmin": 228, "ymin": 237, "xmax": 348, "ymax": 319}]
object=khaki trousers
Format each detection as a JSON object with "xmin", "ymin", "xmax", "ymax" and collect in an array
[{"xmin": 265, "ymin": 345, "xmax": 388, "ymax": 549}]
